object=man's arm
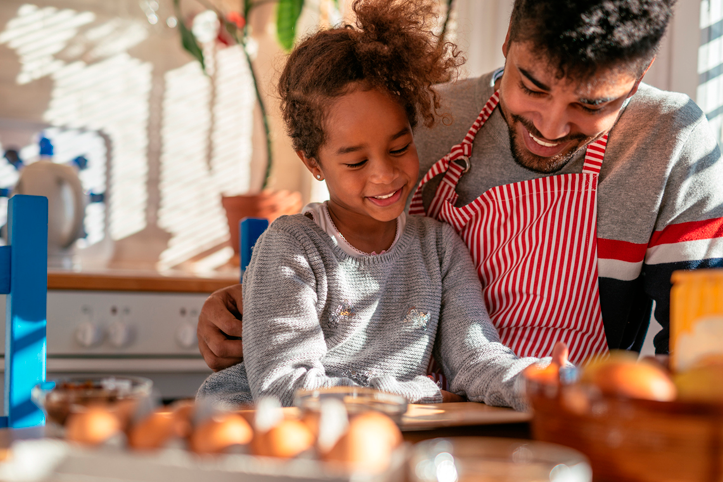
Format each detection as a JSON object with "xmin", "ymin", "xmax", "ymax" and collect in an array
[
  {"xmin": 197, "ymin": 284, "xmax": 245, "ymax": 371},
  {"xmin": 643, "ymin": 115, "xmax": 723, "ymax": 354}
]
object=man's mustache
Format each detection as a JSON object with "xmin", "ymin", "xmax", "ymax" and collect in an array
[{"xmin": 511, "ymin": 113, "xmax": 588, "ymax": 144}]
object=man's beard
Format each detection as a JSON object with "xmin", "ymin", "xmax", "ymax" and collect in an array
[{"xmin": 506, "ymin": 113, "xmax": 597, "ymax": 174}]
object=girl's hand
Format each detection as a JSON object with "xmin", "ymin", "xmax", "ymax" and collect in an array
[{"xmin": 441, "ymin": 390, "xmax": 465, "ymax": 403}]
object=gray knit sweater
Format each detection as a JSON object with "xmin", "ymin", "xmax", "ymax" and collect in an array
[{"xmin": 198, "ymin": 214, "xmax": 547, "ymax": 410}]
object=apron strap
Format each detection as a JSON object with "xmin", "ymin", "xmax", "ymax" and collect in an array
[
  {"xmin": 409, "ymin": 92, "xmax": 500, "ymax": 217},
  {"xmin": 411, "ymin": 92, "xmax": 608, "ymax": 217},
  {"xmin": 582, "ymin": 134, "xmax": 608, "ymax": 175}
]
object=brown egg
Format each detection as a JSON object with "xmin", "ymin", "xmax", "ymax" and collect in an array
[
  {"xmin": 252, "ymin": 419, "xmax": 315, "ymax": 458},
  {"xmin": 128, "ymin": 409, "xmax": 177, "ymax": 450},
  {"xmin": 189, "ymin": 413, "xmax": 253, "ymax": 454},
  {"xmin": 65, "ymin": 405, "xmax": 122, "ymax": 446},
  {"xmin": 170, "ymin": 400, "xmax": 195, "ymax": 438},
  {"xmin": 322, "ymin": 411, "xmax": 402, "ymax": 473},
  {"xmin": 300, "ymin": 410, "xmax": 320, "ymax": 439},
  {"xmin": 584, "ymin": 357, "xmax": 676, "ymax": 401}
]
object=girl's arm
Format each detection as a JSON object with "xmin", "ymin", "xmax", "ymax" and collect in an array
[
  {"xmin": 242, "ymin": 225, "xmax": 358, "ymax": 407},
  {"xmin": 433, "ymin": 224, "xmax": 550, "ymax": 411}
]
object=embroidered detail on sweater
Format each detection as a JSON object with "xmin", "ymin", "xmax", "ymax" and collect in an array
[
  {"xmin": 329, "ymin": 300, "xmax": 356, "ymax": 329},
  {"xmin": 404, "ymin": 307, "xmax": 431, "ymax": 330}
]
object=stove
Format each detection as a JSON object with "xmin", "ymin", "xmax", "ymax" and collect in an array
[{"xmin": 0, "ymin": 288, "xmax": 217, "ymax": 405}]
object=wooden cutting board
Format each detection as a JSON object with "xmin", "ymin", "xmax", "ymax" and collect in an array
[{"xmin": 399, "ymin": 402, "xmax": 531, "ymax": 431}]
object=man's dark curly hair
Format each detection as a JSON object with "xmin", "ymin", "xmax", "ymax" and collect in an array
[
  {"xmin": 509, "ymin": 0, "xmax": 675, "ymax": 81},
  {"xmin": 278, "ymin": 0, "xmax": 463, "ymax": 161}
]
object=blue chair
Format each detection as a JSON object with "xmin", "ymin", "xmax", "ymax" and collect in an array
[
  {"xmin": 0, "ymin": 195, "xmax": 48, "ymax": 428},
  {"xmin": 240, "ymin": 217, "xmax": 268, "ymax": 282}
]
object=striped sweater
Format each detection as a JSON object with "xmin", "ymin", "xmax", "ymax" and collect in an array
[{"xmin": 416, "ymin": 70, "xmax": 723, "ymax": 355}]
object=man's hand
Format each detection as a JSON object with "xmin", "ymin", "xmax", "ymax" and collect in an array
[
  {"xmin": 551, "ymin": 341, "xmax": 569, "ymax": 367},
  {"xmin": 197, "ymin": 284, "xmax": 245, "ymax": 372}
]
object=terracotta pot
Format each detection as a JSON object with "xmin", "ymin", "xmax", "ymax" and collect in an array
[{"xmin": 221, "ymin": 190, "xmax": 303, "ymax": 264}]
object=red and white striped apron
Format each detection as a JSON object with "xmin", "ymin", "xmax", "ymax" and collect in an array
[{"xmin": 413, "ymin": 91, "xmax": 609, "ymax": 365}]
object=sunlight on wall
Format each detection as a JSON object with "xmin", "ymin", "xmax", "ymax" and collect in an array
[
  {"xmin": 157, "ymin": 44, "xmax": 254, "ymax": 270},
  {"xmin": 0, "ymin": 5, "xmax": 95, "ymax": 85},
  {"xmin": 211, "ymin": 45, "xmax": 254, "ymax": 197},
  {"xmin": 0, "ymin": 3, "xmax": 151, "ymax": 244},
  {"xmin": 1, "ymin": 2, "xmax": 264, "ymax": 269},
  {"xmin": 699, "ymin": 0, "xmax": 723, "ymax": 140}
]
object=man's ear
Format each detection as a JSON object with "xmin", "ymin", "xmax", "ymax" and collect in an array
[
  {"xmin": 628, "ymin": 57, "xmax": 656, "ymax": 98},
  {"xmin": 502, "ymin": 24, "xmax": 512, "ymax": 58},
  {"xmin": 296, "ymin": 150, "xmax": 323, "ymax": 179}
]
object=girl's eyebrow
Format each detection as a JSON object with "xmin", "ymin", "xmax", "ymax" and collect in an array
[
  {"xmin": 335, "ymin": 127, "xmax": 411, "ymax": 155},
  {"xmin": 390, "ymin": 127, "xmax": 411, "ymax": 140}
]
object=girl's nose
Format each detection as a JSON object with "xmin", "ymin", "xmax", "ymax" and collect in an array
[{"xmin": 370, "ymin": 156, "xmax": 396, "ymax": 182}]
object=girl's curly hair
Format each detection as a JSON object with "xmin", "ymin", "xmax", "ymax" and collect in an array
[{"xmin": 278, "ymin": 0, "xmax": 463, "ymax": 161}]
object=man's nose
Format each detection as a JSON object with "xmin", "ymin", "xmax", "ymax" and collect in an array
[{"xmin": 534, "ymin": 104, "xmax": 571, "ymax": 141}]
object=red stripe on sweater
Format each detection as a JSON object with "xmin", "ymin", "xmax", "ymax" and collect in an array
[
  {"xmin": 597, "ymin": 238, "xmax": 647, "ymax": 263},
  {"xmin": 648, "ymin": 217, "xmax": 723, "ymax": 247}
]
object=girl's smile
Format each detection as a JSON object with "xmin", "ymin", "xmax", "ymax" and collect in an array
[{"xmin": 296, "ymin": 85, "xmax": 419, "ymax": 255}]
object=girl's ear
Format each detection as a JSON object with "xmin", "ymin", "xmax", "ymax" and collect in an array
[{"xmin": 296, "ymin": 150, "xmax": 324, "ymax": 181}]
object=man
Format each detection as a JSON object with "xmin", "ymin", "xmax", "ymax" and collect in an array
[{"xmin": 198, "ymin": 0, "xmax": 723, "ymax": 371}]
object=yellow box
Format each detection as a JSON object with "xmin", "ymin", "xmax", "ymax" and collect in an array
[{"xmin": 670, "ymin": 268, "xmax": 723, "ymax": 372}]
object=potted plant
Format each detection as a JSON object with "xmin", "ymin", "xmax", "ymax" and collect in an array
[
  {"xmin": 173, "ymin": 0, "xmax": 317, "ymax": 263},
  {"xmin": 173, "ymin": 0, "xmax": 453, "ymax": 263}
]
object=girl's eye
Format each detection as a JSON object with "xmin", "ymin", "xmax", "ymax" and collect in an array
[
  {"xmin": 519, "ymin": 81, "xmax": 545, "ymax": 97},
  {"xmin": 345, "ymin": 159, "xmax": 367, "ymax": 168},
  {"xmin": 390, "ymin": 143, "xmax": 411, "ymax": 155}
]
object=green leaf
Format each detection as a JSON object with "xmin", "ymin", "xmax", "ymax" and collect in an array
[
  {"xmin": 276, "ymin": 0, "xmax": 304, "ymax": 51},
  {"xmin": 173, "ymin": 0, "xmax": 206, "ymax": 71}
]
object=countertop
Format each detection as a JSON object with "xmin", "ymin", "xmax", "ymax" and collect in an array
[{"xmin": 47, "ymin": 268, "xmax": 240, "ymax": 293}]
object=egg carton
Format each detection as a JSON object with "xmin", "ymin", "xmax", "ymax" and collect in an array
[{"xmin": 0, "ymin": 439, "xmax": 407, "ymax": 482}]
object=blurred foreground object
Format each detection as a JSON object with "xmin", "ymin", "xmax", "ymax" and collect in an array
[{"xmin": 409, "ymin": 437, "xmax": 591, "ymax": 482}]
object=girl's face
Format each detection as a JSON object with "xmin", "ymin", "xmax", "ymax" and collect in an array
[{"xmin": 303, "ymin": 87, "xmax": 419, "ymax": 225}]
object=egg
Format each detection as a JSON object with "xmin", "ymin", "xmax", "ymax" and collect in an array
[
  {"xmin": 583, "ymin": 356, "xmax": 676, "ymax": 401},
  {"xmin": 300, "ymin": 410, "xmax": 320, "ymax": 439},
  {"xmin": 251, "ymin": 419, "xmax": 314, "ymax": 458},
  {"xmin": 170, "ymin": 400, "xmax": 195, "ymax": 438},
  {"xmin": 189, "ymin": 413, "xmax": 253, "ymax": 454},
  {"xmin": 322, "ymin": 411, "xmax": 402, "ymax": 473},
  {"xmin": 128, "ymin": 409, "xmax": 177, "ymax": 450},
  {"xmin": 65, "ymin": 405, "xmax": 122, "ymax": 446}
]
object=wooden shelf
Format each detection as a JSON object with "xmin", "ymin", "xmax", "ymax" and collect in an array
[{"xmin": 48, "ymin": 270, "xmax": 239, "ymax": 294}]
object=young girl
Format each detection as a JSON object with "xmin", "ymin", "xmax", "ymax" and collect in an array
[{"xmin": 198, "ymin": 0, "xmax": 563, "ymax": 411}]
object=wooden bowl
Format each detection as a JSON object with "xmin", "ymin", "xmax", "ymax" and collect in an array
[{"xmin": 526, "ymin": 379, "xmax": 723, "ymax": 482}]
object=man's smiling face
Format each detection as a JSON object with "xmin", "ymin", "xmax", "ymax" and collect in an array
[{"xmin": 498, "ymin": 40, "xmax": 646, "ymax": 173}]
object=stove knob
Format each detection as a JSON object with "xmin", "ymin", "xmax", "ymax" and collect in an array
[
  {"xmin": 75, "ymin": 322, "xmax": 105, "ymax": 347},
  {"xmin": 108, "ymin": 321, "xmax": 136, "ymax": 348},
  {"xmin": 176, "ymin": 322, "xmax": 197, "ymax": 349}
]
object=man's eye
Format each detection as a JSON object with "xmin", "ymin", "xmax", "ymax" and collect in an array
[
  {"xmin": 391, "ymin": 143, "xmax": 411, "ymax": 155},
  {"xmin": 345, "ymin": 159, "xmax": 367, "ymax": 168},
  {"xmin": 580, "ymin": 104, "xmax": 604, "ymax": 114},
  {"xmin": 519, "ymin": 81, "xmax": 545, "ymax": 97}
]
